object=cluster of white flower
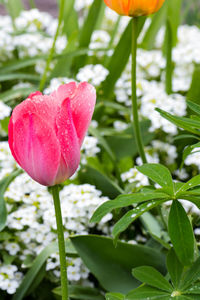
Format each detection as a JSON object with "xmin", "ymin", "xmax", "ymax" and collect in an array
[
  {"xmin": 0, "ymin": 141, "xmax": 111, "ymax": 294},
  {"xmin": 121, "ymin": 167, "xmax": 149, "ymax": 187},
  {"xmin": 184, "ymin": 148, "xmax": 200, "ymax": 171},
  {"xmin": 0, "ymin": 9, "xmax": 66, "ymax": 64},
  {"xmin": 0, "ymin": 264, "xmax": 23, "ymax": 294},
  {"xmin": 76, "ymin": 64, "xmax": 109, "ymax": 86}
]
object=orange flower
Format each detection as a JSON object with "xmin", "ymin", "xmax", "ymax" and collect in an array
[{"xmin": 104, "ymin": 0, "xmax": 165, "ymax": 17}]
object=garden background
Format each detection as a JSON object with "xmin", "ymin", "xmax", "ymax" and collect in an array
[{"xmin": 0, "ymin": 0, "xmax": 200, "ymax": 299}]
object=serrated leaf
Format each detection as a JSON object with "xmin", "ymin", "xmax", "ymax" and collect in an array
[
  {"xmin": 137, "ymin": 164, "xmax": 174, "ymax": 195},
  {"xmin": 132, "ymin": 266, "xmax": 172, "ymax": 292},
  {"xmin": 112, "ymin": 199, "xmax": 166, "ymax": 239},
  {"xmin": 168, "ymin": 201, "xmax": 195, "ymax": 266},
  {"xmin": 90, "ymin": 192, "xmax": 169, "ymax": 223}
]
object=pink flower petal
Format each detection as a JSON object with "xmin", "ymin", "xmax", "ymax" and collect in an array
[
  {"xmin": 11, "ymin": 112, "xmax": 61, "ymax": 186},
  {"xmin": 71, "ymin": 82, "xmax": 96, "ymax": 145},
  {"xmin": 55, "ymin": 98, "xmax": 80, "ymax": 183}
]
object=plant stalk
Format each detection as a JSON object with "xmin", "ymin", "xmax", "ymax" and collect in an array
[
  {"xmin": 165, "ymin": 18, "xmax": 173, "ymax": 95},
  {"xmin": 39, "ymin": 0, "xmax": 65, "ymax": 91},
  {"xmin": 131, "ymin": 17, "xmax": 147, "ymax": 164},
  {"xmin": 52, "ymin": 185, "xmax": 69, "ymax": 300}
]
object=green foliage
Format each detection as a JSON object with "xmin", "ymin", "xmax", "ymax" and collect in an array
[
  {"xmin": 168, "ymin": 201, "xmax": 195, "ymax": 266},
  {"xmin": 53, "ymin": 285, "xmax": 104, "ymax": 299},
  {"xmin": 71, "ymin": 235, "xmax": 166, "ymax": 294}
]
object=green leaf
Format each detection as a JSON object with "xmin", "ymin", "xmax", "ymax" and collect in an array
[
  {"xmin": 140, "ymin": 212, "xmax": 162, "ymax": 238},
  {"xmin": 125, "ymin": 285, "xmax": 170, "ymax": 299},
  {"xmin": 106, "ymin": 121, "xmax": 155, "ymax": 160},
  {"xmin": 184, "ymin": 282, "xmax": 200, "ymax": 294},
  {"xmin": 0, "ymin": 87, "xmax": 37, "ymax": 103},
  {"xmin": 179, "ymin": 257, "xmax": 200, "ymax": 291},
  {"xmin": 156, "ymin": 108, "xmax": 200, "ymax": 136},
  {"xmin": 102, "ymin": 17, "xmax": 146, "ymax": 97},
  {"xmin": 181, "ymin": 142, "xmax": 200, "ymax": 168},
  {"xmin": 88, "ymin": 126, "xmax": 115, "ymax": 161},
  {"xmin": 0, "ymin": 73, "xmax": 40, "ymax": 82},
  {"xmin": 141, "ymin": 3, "xmax": 167, "ymax": 50},
  {"xmin": 79, "ymin": 165, "xmax": 123, "ymax": 199},
  {"xmin": 176, "ymin": 175, "xmax": 200, "ymax": 197},
  {"xmin": 166, "ymin": 248, "xmax": 183, "ymax": 289},
  {"xmin": 6, "ymin": 0, "xmax": 23, "ymax": 19},
  {"xmin": 132, "ymin": 266, "xmax": 172, "ymax": 292},
  {"xmin": 166, "ymin": 0, "xmax": 182, "ymax": 46},
  {"xmin": 187, "ymin": 100, "xmax": 200, "ymax": 116},
  {"xmin": 0, "ymin": 169, "xmax": 22, "ymax": 232},
  {"xmin": 53, "ymin": 285, "xmax": 104, "ymax": 300},
  {"xmin": 90, "ymin": 191, "xmax": 168, "ymax": 223},
  {"xmin": 112, "ymin": 199, "xmax": 166, "ymax": 239},
  {"xmin": 71, "ymin": 235, "xmax": 166, "ymax": 294},
  {"xmin": 187, "ymin": 67, "xmax": 200, "ymax": 104},
  {"xmin": 106, "ymin": 293, "xmax": 125, "ymax": 300},
  {"xmin": 137, "ymin": 164, "xmax": 174, "ymax": 195},
  {"xmin": 168, "ymin": 201, "xmax": 195, "ymax": 266},
  {"xmin": 12, "ymin": 239, "xmax": 76, "ymax": 300}
]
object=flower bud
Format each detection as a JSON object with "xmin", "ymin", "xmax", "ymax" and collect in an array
[
  {"xmin": 104, "ymin": 0, "xmax": 165, "ymax": 17},
  {"xmin": 8, "ymin": 82, "xmax": 96, "ymax": 186}
]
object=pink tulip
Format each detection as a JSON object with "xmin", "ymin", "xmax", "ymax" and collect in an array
[{"xmin": 8, "ymin": 82, "xmax": 96, "ymax": 186}]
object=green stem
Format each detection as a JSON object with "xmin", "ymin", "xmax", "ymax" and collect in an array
[
  {"xmin": 39, "ymin": 0, "xmax": 65, "ymax": 91},
  {"xmin": 52, "ymin": 185, "xmax": 69, "ymax": 300},
  {"xmin": 131, "ymin": 18, "xmax": 147, "ymax": 164},
  {"xmin": 165, "ymin": 19, "xmax": 173, "ymax": 95},
  {"xmin": 29, "ymin": 0, "xmax": 36, "ymax": 8}
]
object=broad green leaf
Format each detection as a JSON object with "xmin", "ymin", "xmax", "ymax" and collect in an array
[
  {"xmin": 106, "ymin": 293, "xmax": 125, "ymax": 300},
  {"xmin": 132, "ymin": 266, "xmax": 172, "ymax": 292},
  {"xmin": 79, "ymin": 165, "xmax": 123, "ymax": 198},
  {"xmin": 62, "ymin": 0, "xmax": 79, "ymax": 38},
  {"xmin": 53, "ymin": 285, "xmax": 104, "ymax": 300},
  {"xmin": 176, "ymin": 175, "xmax": 200, "ymax": 197},
  {"xmin": 187, "ymin": 100, "xmax": 200, "ymax": 116},
  {"xmin": 0, "ymin": 169, "xmax": 22, "ymax": 232},
  {"xmin": 91, "ymin": 192, "xmax": 168, "ymax": 223},
  {"xmin": 112, "ymin": 199, "xmax": 166, "ymax": 239},
  {"xmin": 102, "ymin": 17, "xmax": 146, "ymax": 97},
  {"xmin": 12, "ymin": 239, "xmax": 77, "ymax": 300},
  {"xmin": 156, "ymin": 108, "xmax": 200, "ymax": 136},
  {"xmin": 88, "ymin": 126, "xmax": 115, "ymax": 161},
  {"xmin": 126, "ymin": 285, "xmax": 170, "ymax": 300},
  {"xmin": 167, "ymin": 248, "xmax": 183, "ymax": 289},
  {"xmin": 168, "ymin": 201, "xmax": 195, "ymax": 266},
  {"xmin": 187, "ymin": 67, "xmax": 200, "ymax": 104},
  {"xmin": 137, "ymin": 164, "xmax": 174, "ymax": 195},
  {"xmin": 179, "ymin": 257, "xmax": 200, "ymax": 291},
  {"xmin": 71, "ymin": 235, "xmax": 166, "ymax": 294},
  {"xmin": 0, "ymin": 73, "xmax": 40, "ymax": 82}
]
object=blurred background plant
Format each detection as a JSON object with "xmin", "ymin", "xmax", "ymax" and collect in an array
[{"xmin": 0, "ymin": 0, "xmax": 200, "ymax": 299}]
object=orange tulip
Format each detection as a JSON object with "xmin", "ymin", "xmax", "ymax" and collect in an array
[{"xmin": 104, "ymin": 0, "xmax": 165, "ymax": 17}]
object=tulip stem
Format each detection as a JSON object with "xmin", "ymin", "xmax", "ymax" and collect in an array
[
  {"xmin": 52, "ymin": 185, "xmax": 69, "ymax": 300},
  {"xmin": 39, "ymin": 0, "xmax": 65, "ymax": 91},
  {"xmin": 131, "ymin": 17, "xmax": 147, "ymax": 164}
]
